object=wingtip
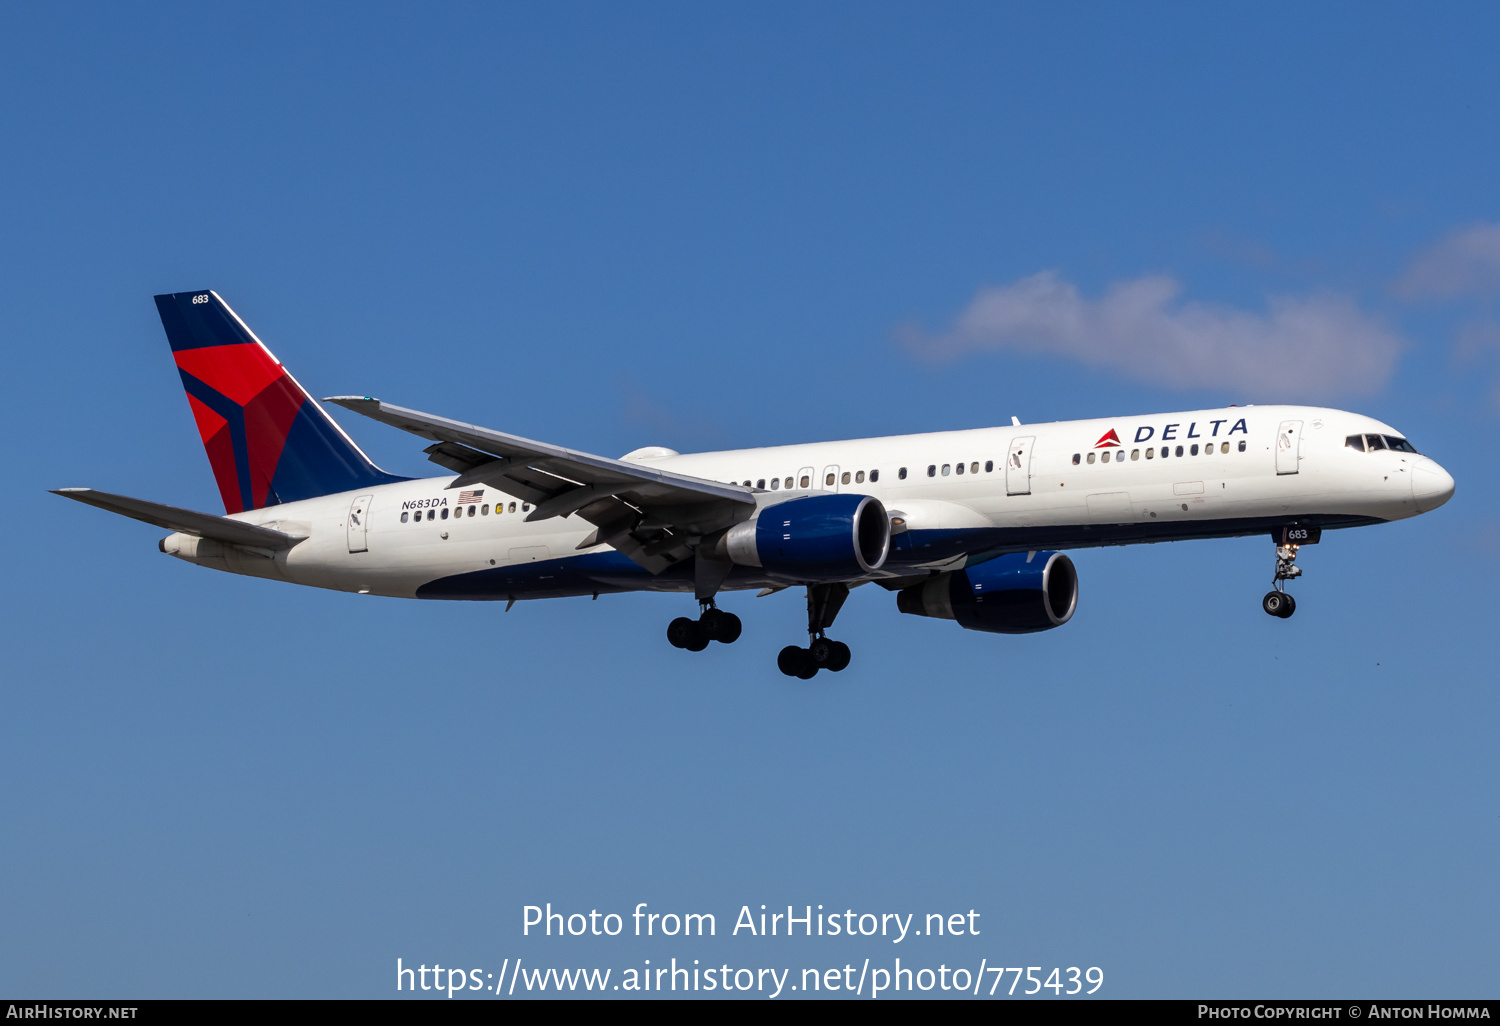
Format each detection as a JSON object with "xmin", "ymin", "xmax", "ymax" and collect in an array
[{"xmin": 323, "ymin": 395, "xmax": 380, "ymax": 409}]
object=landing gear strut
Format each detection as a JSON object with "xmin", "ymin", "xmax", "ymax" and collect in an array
[
  {"xmin": 666, "ymin": 600, "xmax": 742, "ymax": 651},
  {"xmin": 1262, "ymin": 541, "xmax": 1301, "ymax": 619},
  {"xmin": 778, "ymin": 583, "xmax": 853, "ymax": 678}
]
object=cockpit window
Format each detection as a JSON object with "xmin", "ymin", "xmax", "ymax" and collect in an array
[
  {"xmin": 1345, "ymin": 434, "xmax": 1365, "ymax": 452},
  {"xmin": 1384, "ymin": 435, "xmax": 1418, "ymax": 453},
  {"xmin": 1364, "ymin": 434, "xmax": 1387, "ymax": 451}
]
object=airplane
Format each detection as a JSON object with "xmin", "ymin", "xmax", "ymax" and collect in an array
[{"xmin": 54, "ymin": 290, "xmax": 1456, "ymax": 678}]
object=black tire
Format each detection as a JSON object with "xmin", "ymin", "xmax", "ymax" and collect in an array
[
  {"xmin": 778, "ymin": 645, "xmax": 808, "ymax": 677},
  {"xmin": 682, "ymin": 622, "xmax": 710, "ymax": 651},
  {"xmin": 794, "ymin": 653, "xmax": 818, "ymax": 679},
  {"xmin": 1262, "ymin": 591, "xmax": 1286, "ymax": 617},
  {"xmin": 1280, "ymin": 593, "xmax": 1297, "ymax": 618},
  {"xmin": 809, "ymin": 637, "xmax": 836, "ymax": 666},
  {"xmin": 716, "ymin": 611, "xmax": 742, "ymax": 644},
  {"xmin": 667, "ymin": 616, "xmax": 698, "ymax": 648},
  {"xmin": 826, "ymin": 640, "xmax": 851, "ymax": 672},
  {"xmin": 701, "ymin": 608, "xmax": 742, "ymax": 644}
]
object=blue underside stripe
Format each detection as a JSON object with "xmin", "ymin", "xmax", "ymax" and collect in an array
[{"xmin": 413, "ymin": 513, "xmax": 1384, "ymax": 601}]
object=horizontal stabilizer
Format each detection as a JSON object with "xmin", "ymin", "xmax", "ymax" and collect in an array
[{"xmin": 51, "ymin": 488, "xmax": 303, "ymax": 549}]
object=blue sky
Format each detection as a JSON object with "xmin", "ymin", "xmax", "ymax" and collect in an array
[{"xmin": 2, "ymin": 2, "xmax": 1497, "ymax": 998}]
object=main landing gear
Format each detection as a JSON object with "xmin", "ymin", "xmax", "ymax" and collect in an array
[
  {"xmin": 666, "ymin": 601, "xmax": 742, "ymax": 651},
  {"xmin": 1262, "ymin": 540, "xmax": 1301, "ymax": 619},
  {"xmin": 778, "ymin": 583, "xmax": 853, "ymax": 679}
]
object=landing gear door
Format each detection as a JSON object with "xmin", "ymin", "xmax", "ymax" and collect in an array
[
  {"xmin": 1006, "ymin": 436, "xmax": 1034, "ymax": 496},
  {"xmin": 347, "ymin": 494, "xmax": 373, "ymax": 553},
  {"xmin": 1276, "ymin": 420, "xmax": 1302, "ymax": 475}
]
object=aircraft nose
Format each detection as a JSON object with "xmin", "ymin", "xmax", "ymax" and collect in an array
[{"xmin": 1411, "ymin": 458, "xmax": 1455, "ymax": 513}]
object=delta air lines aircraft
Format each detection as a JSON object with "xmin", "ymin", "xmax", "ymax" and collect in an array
[{"xmin": 56, "ymin": 291, "xmax": 1456, "ymax": 678}]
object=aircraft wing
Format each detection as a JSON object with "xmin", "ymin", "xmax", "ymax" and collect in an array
[
  {"xmin": 51, "ymin": 488, "xmax": 304, "ymax": 550},
  {"xmin": 325, "ymin": 397, "xmax": 755, "ymax": 573}
]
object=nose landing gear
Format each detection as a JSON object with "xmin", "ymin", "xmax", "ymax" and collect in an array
[
  {"xmin": 778, "ymin": 583, "xmax": 853, "ymax": 678},
  {"xmin": 1262, "ymin": 540, "xmax": 1301, "ymax": 619},
  {"xmin": 666, "ymin": 600, "xmax": 742, "ymax": 651}
]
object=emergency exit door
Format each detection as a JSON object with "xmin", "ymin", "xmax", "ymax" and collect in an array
[
  {"xmin": 1006, "ymin": 436, "xmax": 1034, "ymax": 495},
  {"xmin": 347, "ymin": 494, "xmax": 373, "ymax": 553}
]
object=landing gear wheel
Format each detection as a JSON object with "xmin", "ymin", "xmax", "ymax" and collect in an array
[
  {"xmin": 1262, "ymin": 591, "xmax": 1289, "ymax": 618},
  {"xmin": 1280, "ymin": 593, "xmax": 1296, "ymax": 618},
  {"xmin": 809, "ymin": 637, "xmax": 836, "ymax": 666},
  {"xmin": 668, "ymin": 616, "xmax": 708, "ymax": 650},
  {"xmin": 778, "ymin": 646, "xmax": 818, "ymax": 679},
  {"xmin": 809, "ymin": 637, "xmax": 851, "ymax": 671},
  {"xmin": 700, "ymin": 608, "xmax": 742, "ymax": 644}
]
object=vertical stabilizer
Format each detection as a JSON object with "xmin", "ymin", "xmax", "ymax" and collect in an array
[{"xmin": 154, "ymin": 290, "xmax": 405, "ymax": 513}]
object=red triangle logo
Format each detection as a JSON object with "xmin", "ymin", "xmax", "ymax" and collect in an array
[{"xmin": 1094, "ymin": 428, "xmax": 1121, "ymax": 448}]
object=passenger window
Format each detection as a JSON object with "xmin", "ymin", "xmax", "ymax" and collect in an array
[
  {"xmin": 941, "ymin": 464, "xmax": 951, "ymax": 476},
  {"xmin": 898, "ymin": 467, "xmax": 907, "ymax": 480},
  {"xmin": 770, "ymin": 478, "xmax": 780, "ymax": 490},
  {"xmin": 826, "ymin": 473, "xmax": 836, "ymax": 486},
  {"xmin": 1103, "ymin": 451, "xmax": 1112, "ymax": 463},
  {"xmin": 441, "ymin": 507, "xmax": 449, "ymax": 520},
  {"xmin": 985, "ymin": 460, "xmax": 993, "ymax": 472},
  {"xmin": 870, "ymin": 469, "xmax": 880, "ymax": 482},
  {"xmin": 481, "ymin": 504, "xmax": 490, "ymax": 515},
  {"xmin": 1087, "ymin": 452, "xmax": 1096, "ymax": 464},
  {"xmin": 756, "ymin": 478, "xmax": 765, "ymax": 489},
  {"xmin": 1175, "ymin": 445, "xmax": 1184, "ymax": 457},
  {"xmin": 1237, "ymin": 441, "xmax": 1246, "ymax": 452},
  {"xmin": 427, "ymin": 509, "xmax": 436, "ymax": 521},
  {"xmin": 799, "ymin": 476, "xmax": 809, "ymax": 488},
  {"xmin": 401, "ymin": 511, "xmax": 409, "ymax": 523},
  {"xmin": 969, "ymin": 462, "xmax": 978, "ymax": 474},
  {"xmin": 855, "ymin": 470, "xmax": 864, "ymax": 484},
  {"xmin": 1190, "ymin": 444, "xmax": 1199, "ymax": 456},
  {"xmin": 841, "ymin": 471, "xmax": 851, "ymax": 485},
  {"xmin": 955, "ymin": 462, "xmax": 964, "ymax": 475},
  {"xmin": 1220, "ymin": 442, "xmax": 1229, "ymax": 454},
  {"xmin": 1146, "ymin": 447, "xmax": 1154, "ymax": 459},
  {"xmin": 1131, "ymin": 449, "xmax": 1140, "ymax": 461},
  {"xmin": 522, "ymin": 503, "xmax": 531, "ymax": 512},
  {"xmin": 927, "ymin": 465, "xmax": 936, "ymax": 477}
]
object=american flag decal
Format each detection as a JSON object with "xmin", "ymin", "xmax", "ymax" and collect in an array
[{"xmin": 457, "ymin": 489, "xmax": 485, "ymax": 504}]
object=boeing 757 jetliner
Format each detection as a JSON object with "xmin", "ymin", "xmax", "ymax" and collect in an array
[{"xmin": 55, "ymin": 291, "xmax": 1455, "ymax": 677}]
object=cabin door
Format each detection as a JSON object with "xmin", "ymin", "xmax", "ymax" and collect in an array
[{"xmin": 1006, "ymin": 437, "xmax": 1034, "ymax": 496}]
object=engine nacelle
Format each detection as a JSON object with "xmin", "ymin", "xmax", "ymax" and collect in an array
[
  {"xmin": 723, "ymin": 494, "xmax": 890, "ymax": 583},
  {"xmin": 896, "ymin": 551, "xmax": 1077, "ymax": 634}
]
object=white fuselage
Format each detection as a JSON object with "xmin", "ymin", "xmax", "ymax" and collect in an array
[{"xmin": 160, "ymin": 404, "xmax": 1453, "ymax": 601}]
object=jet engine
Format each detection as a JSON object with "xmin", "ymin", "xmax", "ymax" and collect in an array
[
  {"xmin": 721, "ymin": 494, "xmax": 890, "ymax": 583},
  {"xmin": 896, "ymin": 551, "xmax": 1077, "ymax": 633}
]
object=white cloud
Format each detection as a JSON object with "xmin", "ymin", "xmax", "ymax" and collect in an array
[
  {"xmin": 1395, "ymin": 223, "xmax": 1500, "ymax": 300},
  {"xmin": 899, "ymin": 271, "xmax": 1403, "ymax": 399}
]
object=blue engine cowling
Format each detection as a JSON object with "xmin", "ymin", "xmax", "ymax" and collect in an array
[
  {"xmin": 724, "ymin": 494, "xmax": 890, "ymax": 583},
  {"xmin": 896, "ymin": 551, "xmax": 1077, "ymax": 633}
]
